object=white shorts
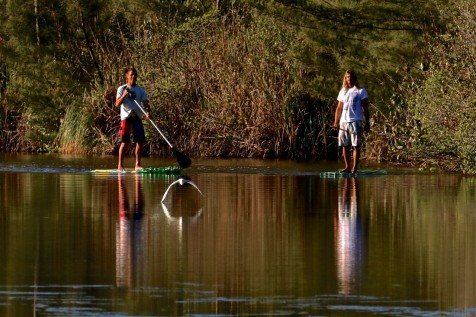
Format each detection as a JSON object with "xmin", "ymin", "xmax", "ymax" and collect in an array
[{"xmin": 338, "ymin": 121, "xmax": 362, "ymax": 147}]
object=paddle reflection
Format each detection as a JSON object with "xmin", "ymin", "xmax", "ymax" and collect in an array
[
  {"xmin": 334, "ymin": 177, "xmax": 364, "ymax": 295},
  {"xmin": 161, "ymin": 176, "xmax": 204, "ymax": 221},
  {"xmin": 116, "ymin": 174, "xmax": 145, "ymax": 287}
]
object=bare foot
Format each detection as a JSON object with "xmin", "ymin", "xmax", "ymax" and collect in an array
[
  {"xmin": 135, "ymin": 166, "xmax": 143, "ymax": 171},
  {"xmin": 340, "ymin": 168, "xmax": 351, "ymax": 173}
]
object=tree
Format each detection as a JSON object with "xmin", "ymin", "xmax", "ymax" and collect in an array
[
  {"xmin": 246, "ymin": 0, "xmax": 447, "ymax": 105},
  {"xmin": 408, "ymin": 1, "xmax": 476, "ymax": 173}
]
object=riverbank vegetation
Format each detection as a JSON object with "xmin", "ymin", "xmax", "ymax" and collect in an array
[{"xmin": 0, "ymin": 1, "xmax": 474, "ymax": 172}]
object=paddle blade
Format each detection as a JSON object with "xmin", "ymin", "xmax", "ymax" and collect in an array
[{"xmin": 173, "ymin": 148, "xmax": 192, "ymax": 168}]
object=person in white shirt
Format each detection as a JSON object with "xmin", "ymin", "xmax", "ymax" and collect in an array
[
  {"xmin": 333, "ymin": 70, "xmax": 370, "ymax": 174},
  {"xmin": 115, "ymin": 66, "xmax": 150, "ymax": 171}
]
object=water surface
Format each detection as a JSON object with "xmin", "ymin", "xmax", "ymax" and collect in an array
[{"xmin": 0, "ymin": 153, "xmax": 475, "ymax": 316}]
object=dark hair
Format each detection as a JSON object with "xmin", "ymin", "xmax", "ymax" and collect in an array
[{"xmin": 123, "ymin": 66, "xmax": 137, "ymax": 80}]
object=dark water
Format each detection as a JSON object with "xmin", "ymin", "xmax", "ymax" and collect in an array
[{"xmin": 0, "ymin": 153, "xmax": 475, "ymax": 316}]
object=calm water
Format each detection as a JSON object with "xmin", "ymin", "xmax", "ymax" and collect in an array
[{"xmin": 0, "ymin": 153, "xmax": 475, "ymax": 316}]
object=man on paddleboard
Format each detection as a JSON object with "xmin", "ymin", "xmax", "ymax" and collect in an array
[
  {"xmin": 333, "ymin": 70, "xmax": 370, "ymax": 174},
  {"xmin": 115, "ymin": 66, "xmax": 150, "ymax": 171}
]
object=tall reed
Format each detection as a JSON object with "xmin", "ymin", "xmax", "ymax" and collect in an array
[
  {"xmin": 58, "ymin": 8, "xmax": 333, "ymax": 158},
  {"xmin": 136, "ymin": 10, "xmax": 327, "ymax": 157}
]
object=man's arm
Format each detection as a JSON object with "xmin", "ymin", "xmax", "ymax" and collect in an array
[
  {"xmin": 115, "ymin": 87, "xmax": 129, "ymax": 108},
  {"xmin": 333, "ymin": 101, "xmax": 343, "ymax": 128},
  {"xmin": 142, "ymin": 100, "xmax": 150, "ymax": 118},
  {"xmin": 362, "ymin": 98, "xmax": 370, "ymax": 133}
]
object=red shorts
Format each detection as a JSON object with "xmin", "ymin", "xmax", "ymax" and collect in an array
[{"xmin": 119, "ymin": 116, "xmax": 146, "ymax": 143}]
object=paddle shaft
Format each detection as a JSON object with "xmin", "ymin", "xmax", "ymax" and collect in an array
[
  {"xmin": 130, "ymin": 97, "xmax": 192, "ymax": 169},
  {"xmin": 132, "ymin": 99, "xmax": 173, "ymax": 148}
]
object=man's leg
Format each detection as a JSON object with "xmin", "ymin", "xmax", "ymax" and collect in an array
[
  {"xmin": 341, "ymin": 146, "xmax": 352, "ymax": 173},
  {"xmin": 338, "ymin": 123, "xmax": 352, "ymax": 173},
  {"xmin": 352, "ymin": 146, "xmax": 361, "ymax": 173},
  {"xmin": 131, "ymin": 117, "xmax": 146, "ymax": 170},
  {"xmin": 350, "ymin": 121, "xmax": 363, "ymax": 173},
  {"xmin": 118, "ymin": 142, "xmax": 128, "ymax": 170},
  {"xmin": 118, "ymin": 118, "xmax": 132, "ymax": 170},
  {"xmin": 135, "ymin": 142, "xmax": 144, "ymax": 170}
]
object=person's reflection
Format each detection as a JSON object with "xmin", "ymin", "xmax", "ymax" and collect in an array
[
  {"xmin": 116, "ymin": 174, "xmax": 144, "ymax": 287},
  {"xmin": 334, "ymin": 177, "xmax": 364, "ymax": 295}
]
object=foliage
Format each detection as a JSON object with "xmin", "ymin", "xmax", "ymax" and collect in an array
[
  {"xmin": 1, "ymin": 0, "xmax": 474, "ymax": 172},
  {"xmin": 22, "ymin": 3, "xmax": 329, "ymax": 158},
  {"xmin": 407, "ymin": 1, "xmax": 476, "ymax": 173},
  {"xmin": 242, "ymin": 0, "xmax": 456, "ymax": 163},
  {"xmin": 365, "ymin": 73, "xmax": 421, "ymax": 163},
  {"xmin": 89, "ymin": 9, "xmax": 324, "ymax": 158},
  {"xmin": 246, "ymin": 0, "xmax": 448, "ymax": 105}
]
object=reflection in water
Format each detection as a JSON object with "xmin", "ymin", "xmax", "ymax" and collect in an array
[
  {"xmin": 116, "ymin": 174, "xmax": 144, "ymax": 287},
  {"xmin": 2, "ymin": 159, "xmax": 476, "ymax": 316},
  {"xmin": 335, "ymin": 177, "xmax": 364, "ymax": 295},
  {"xmin": 161, "ymin": 176, "xmax": 204, "ymax": 221},
  {"xmin": 161, "ymin": 176, "xmax": 204, "ymax": 203}
]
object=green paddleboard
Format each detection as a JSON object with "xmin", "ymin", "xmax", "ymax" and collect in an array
[
  {"xmin": 320, "ymin": 170, "xmax": 387, "ymax": 178},
  {"xmin": 89, "ymin": 166, "xmax": 182, "ymax": 175}
]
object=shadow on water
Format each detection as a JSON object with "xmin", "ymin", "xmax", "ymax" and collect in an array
[{"xmin": 0, "ymin": 154, "xmax": 476, "ymax": 316}]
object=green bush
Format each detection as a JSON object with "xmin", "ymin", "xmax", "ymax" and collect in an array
[
  {"xmin": 83, "ymin": 8, "xmax": 326, "ymax": 158},
  {"xmin": 407, "ymin": 2, "xmax": 476, "ymax": 173}
]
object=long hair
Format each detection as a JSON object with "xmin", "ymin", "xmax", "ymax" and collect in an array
[{"xmin": 342, "ymin": 69, "xmax": 360, "ymax": 89}]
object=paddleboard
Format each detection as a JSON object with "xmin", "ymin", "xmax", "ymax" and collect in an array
[
  {"xmin": 320, "ymin": 170, "xmax": 387, "ymax": 178},
  {"xmin": 89, "ymin": 166, "xmax": 182, "ymax": 175},
  {"xmin": 90, "ymin": 169, "xmax": 128, "ymax": 175}
]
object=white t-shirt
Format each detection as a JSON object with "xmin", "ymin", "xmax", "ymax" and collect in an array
[
  {"xmin": 337, "ymin": 86, "xmax": 368, "ymax": 123},
  {"xmin": 116, "ymin": 84, "xmax": 149, "ymax": 120}
]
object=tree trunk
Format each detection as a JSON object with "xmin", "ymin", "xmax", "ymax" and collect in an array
[{"xmin": 34, "ymin": 0, "xmax": 40, "ymax": 47}]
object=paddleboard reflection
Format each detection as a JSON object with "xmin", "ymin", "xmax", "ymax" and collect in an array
[{"xmin": 161, "ymin": 176, "xmax": 204, "ymax": 220}]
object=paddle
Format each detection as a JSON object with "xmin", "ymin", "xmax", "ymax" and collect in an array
[{"xmin": 132, "ymin": 99, "xmax": 192, "ymax": 169}]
